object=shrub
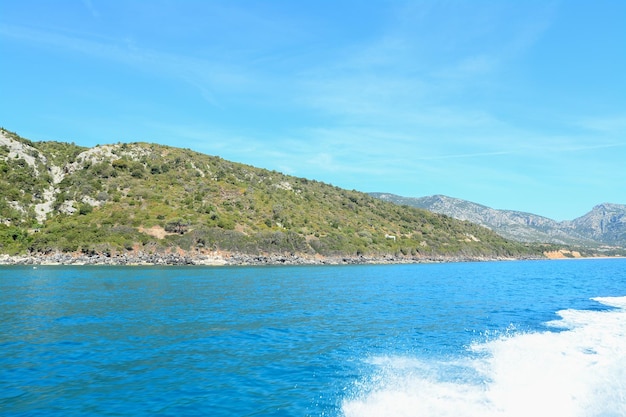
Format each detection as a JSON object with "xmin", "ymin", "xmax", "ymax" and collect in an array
[{"xmin": 78, "ymin": 204, "xmax": 93, "ymax": 215}]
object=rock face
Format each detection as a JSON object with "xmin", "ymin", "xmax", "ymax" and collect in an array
[
  {"xmin": 370, "ymin": 193, "xmax": 626, "ymax": 247},
  {"xmin": 568, "ymin": 203, "xmax": 626, "ymax": 245},
  {"xmin": 0, "ymin": 130, "xmax": 59, "ymax": 223}
]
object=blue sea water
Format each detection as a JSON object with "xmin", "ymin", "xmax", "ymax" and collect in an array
[{"xmin": 1, "ymin": 259, "xmax": 625, "ymax": 416}]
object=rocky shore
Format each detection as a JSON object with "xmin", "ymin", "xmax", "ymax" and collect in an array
[{"xmin": 0, "ymin": 251, "xmax": 541, "ymax": 266}]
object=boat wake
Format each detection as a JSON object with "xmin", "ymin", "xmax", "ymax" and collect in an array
[{"xmin": 342, "ymin": 296, "xmax": 626, "ymax": 417}]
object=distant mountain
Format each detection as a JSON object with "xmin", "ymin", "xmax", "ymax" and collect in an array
[
  {"xmin": 370, "ymin": 193, "xmax": 626, "ymax": 247},
  {"xmin": 568, "ymin": 203, "xmax": 626, "ymax": 246}
]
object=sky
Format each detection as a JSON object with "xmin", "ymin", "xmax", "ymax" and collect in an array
[{"xmin": 0, "ymin": 0, "xmax": 624, "ymax": 221}]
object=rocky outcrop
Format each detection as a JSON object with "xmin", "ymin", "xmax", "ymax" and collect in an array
[{"xmin": 0, "ymin": 130, "xmax": 61, "ymax": 223}]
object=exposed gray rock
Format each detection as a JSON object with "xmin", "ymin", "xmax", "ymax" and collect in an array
[
  {"xmin": 567, "ymin": 203, "xmax": 626, "ymax": 245},
  {"xmin": 0, "ymin": 251, "xmax": 540, "ymax": 266}
]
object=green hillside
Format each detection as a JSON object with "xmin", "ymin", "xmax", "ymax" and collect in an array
[{"xmin": 0, "ymin": 128, "xmax": 541, "ymax": 260}]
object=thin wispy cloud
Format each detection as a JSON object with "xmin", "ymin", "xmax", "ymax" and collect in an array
[
  {"xmin": 576, "ymin": 116, "xmax": 626, "ymax": 134},
  {"xmin": 413, "ymin": 151, "xmax": 512, "ymax": 161},
  {"xmin": 81, "ymin": 0, "xmax": 99, "ymax": 18},
  {"xmin": 294, "ymin": 3, "xmax": 555, "ymax": 139},
  {"xmin": 0, "ymin": 22, "xmax": 262, "ymax": 109}
]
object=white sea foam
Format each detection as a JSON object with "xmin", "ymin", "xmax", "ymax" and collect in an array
[{"xmin": 342, "ymin": 296, "xmax": 626, "ymax": 417}]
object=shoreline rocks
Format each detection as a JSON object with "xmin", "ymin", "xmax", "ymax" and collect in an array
[{"xmin": 0, "ymin": 252, "xmax": 542, "ymax": 266}]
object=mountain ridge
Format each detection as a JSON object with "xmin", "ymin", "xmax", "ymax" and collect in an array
[
  {"xmin": 370, "ymin": 193, "xmax": 626, "ymax": 247},
  {"xmin": 1, "ymin": 128, "xmax": 545, "ymax": 262}
]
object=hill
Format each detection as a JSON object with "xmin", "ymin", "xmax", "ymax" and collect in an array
[
  {"xmin": 0, "ymin": 128, "xmax": 544, "ymax": 263},
  {"xmin": 370, "ymin": 193, "xmax": 626, "ymax": 248}
]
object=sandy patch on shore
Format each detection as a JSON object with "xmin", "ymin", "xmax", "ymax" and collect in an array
[{"xmin": 544, "ymin": 249, "xmax": 582, "ymax": 259}]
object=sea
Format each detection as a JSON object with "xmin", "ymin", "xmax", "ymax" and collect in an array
[{"xmin": 1, "ymin": 258, "xmax": 625, "ymax": 417}]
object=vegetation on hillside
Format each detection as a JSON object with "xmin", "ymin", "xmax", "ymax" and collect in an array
[{"xmin": 1, "ymin": 128, "xmax": 543, "ymax": 259}]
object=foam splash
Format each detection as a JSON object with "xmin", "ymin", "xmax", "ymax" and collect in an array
[{"xmin": 342, "ymin": 296, "xmax": 626, "ymax": 417}]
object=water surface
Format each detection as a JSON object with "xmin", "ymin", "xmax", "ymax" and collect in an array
[{"xmin": 1, "ymin": 259, "xmax": 625, "ymax": 416}]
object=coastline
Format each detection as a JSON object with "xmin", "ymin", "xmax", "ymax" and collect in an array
[{"xmin": 0, "ymin": 252, "xmax": 544, "ymax": 266}]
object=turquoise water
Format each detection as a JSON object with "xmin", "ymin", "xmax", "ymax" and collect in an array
[{"xmin": 1, "ymin": 259, "xmax": 625, "ymax": 416}]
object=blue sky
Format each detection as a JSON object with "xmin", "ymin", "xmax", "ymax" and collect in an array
[{"xmin": 1, "ymin": 0, "xmax": 624, "ymax": 220}]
